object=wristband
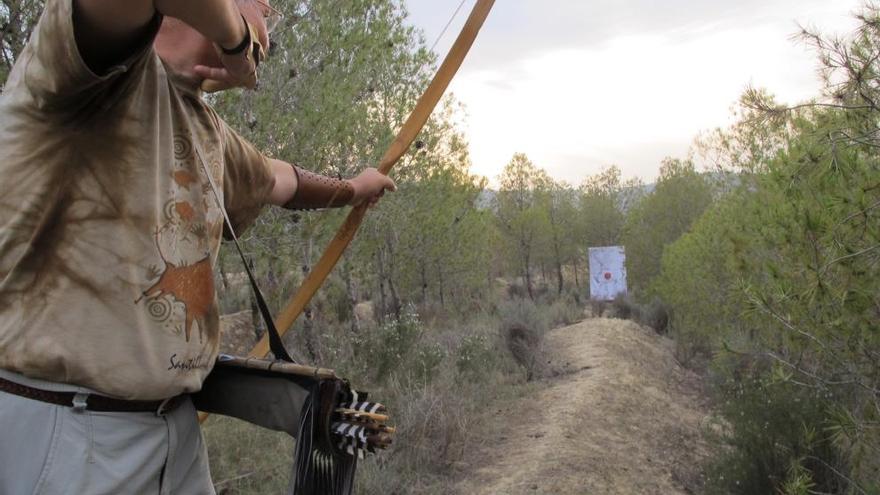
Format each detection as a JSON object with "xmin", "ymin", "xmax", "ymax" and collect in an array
[
  {"xmin": 220, "ymin": 14, "xmax": 252, "ymax": 55},
  {"xmin": 284, "ymin": 166, "xmax": 355, "ymax": 210}
]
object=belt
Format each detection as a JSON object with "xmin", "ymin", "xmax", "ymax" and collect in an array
[{"xmin": 0, "ymin": 376, "xmax": 186, "ymax": 416}]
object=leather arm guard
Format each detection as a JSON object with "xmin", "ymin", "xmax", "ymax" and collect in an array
[{"xmin": 284, "ymin": 165, "xmax": 355, "ymax": 210}]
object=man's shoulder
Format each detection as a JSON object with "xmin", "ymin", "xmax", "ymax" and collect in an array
[{"xmin": 9, "ymin": 0, "xmax": 162, "ymax": 107}]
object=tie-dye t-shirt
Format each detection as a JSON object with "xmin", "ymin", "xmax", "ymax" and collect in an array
[{"xmin": 0, "ymin": 0, "xmax": 275, "ymax": 400}]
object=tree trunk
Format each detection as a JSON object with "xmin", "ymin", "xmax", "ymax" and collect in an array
[
  {"xmin": 556, "ymin": 260, "xmax": 564, "ymax": 295},
  {"xmin": 420, "ymin": 262, "xmax": 428, "ymax": 304},
  {"xmin": 524, "ymin": 253, "xmax": 534, "ymax": 300},
  {"xmin": 388, "ymin": 275, "xmax": 401, "ymax": 320},
  {"xmin": 376, "ymin": 250, "xmax": 387, "ymax": 324},
  {"xmin": 343, "ymin": 254, "xmax": 360, "ymax": 334},
  {"xmin": 384, "ymin": 234, "xmax": 401, "ymax": 319},
  {"xmin": 300, "ymin": 239, "xmax": 318, "ymax": 362},
  {"xmin": 247, "ymin": 258, "xmax": 263, "ymax": 340},
  {"xmin": 487, "ymin": 267, "xmax": 494, "ymax": 301},
  {"xmin": 438, "ymin": 262, "xmax": 445, "ymax": 307}
]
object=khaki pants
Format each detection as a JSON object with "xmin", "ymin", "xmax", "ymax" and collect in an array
[{"xmin": 0, "ymin": 370, "xmax": 214, "ymax": 495}]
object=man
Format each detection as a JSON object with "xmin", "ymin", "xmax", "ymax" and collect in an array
[{"xmin": 0, "ymin": 0, "xmax": 396, "ymax": 493}]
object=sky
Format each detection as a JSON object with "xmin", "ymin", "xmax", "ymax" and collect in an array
[{"xmin": 403, "ymin": 0, "xmax": 865, "ymax": 186}]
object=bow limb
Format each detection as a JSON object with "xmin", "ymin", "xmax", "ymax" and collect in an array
[{"xmin": 246, "ymin": 0, "xmax": 496, "ymax": 359}]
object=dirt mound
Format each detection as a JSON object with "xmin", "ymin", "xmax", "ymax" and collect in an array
[{"xmin": 454, "ymin": 318, "xmax": 710, "ymax": 494}]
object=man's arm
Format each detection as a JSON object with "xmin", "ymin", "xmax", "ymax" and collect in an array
[
  {"xmin": 267, "ymin": 159, "xmax": 298, "ymax": 205},
  {"xmin": 267, "ymin": 159, "xmax": 397, "ymax": 209},
  {"xmin": 73, "ymin": 0, "xmax": 245, "ymax": 72}
]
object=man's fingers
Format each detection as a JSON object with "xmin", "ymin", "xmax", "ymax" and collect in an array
[
  {"xmin": 194, "ymin": 65, "xmax": 229, "ymax": 81},
  {"xmin": 380, "ymin": 175, "xmax": 396, "ymax": 192},
  {"xmin": 194, "ymin": 65, "xmax": 257, "ymax": 92},
  {"xmin": 201, "ymin": 79, "xmax": 234, "ymax": 93}
]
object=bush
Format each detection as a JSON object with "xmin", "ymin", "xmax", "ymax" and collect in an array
[
  {"xmin": 610, "ymin": 293, "xmax": 640, "ymax": 321},
  {"xmin": 455, "ymin": 333, "xmax": 496, "ymax": 380},
  {"xmin": 353, "ymin": 304, "xmax": 446, "ymax": 383},
  {"xmin": 506, "ymin": 282, "xmax": 528, "ymax": 299},
  {"xmin": 203, "ymin": 417, "xmax": 291, "ymax": 494},
  {"xmin": 317, "ymin": 277, "xmax": 353, "ymax": 323},
  {"xmin": 546, "ymin": 297, "xmax": 583, "ymax": 327},
  {"xmin": 588, "ymin": 298, "xmax": 607, "ymax": 318},
  {"xmin": 499, "ymin": 300, "xmax": 548, "ymax": 381},
  {"xmin": 705, "ymin": 372, "xmax": 849, "ymax": 495},
  {"xmin": 641, "ymin": 298, "xmax": 670, "ymax": 334}
]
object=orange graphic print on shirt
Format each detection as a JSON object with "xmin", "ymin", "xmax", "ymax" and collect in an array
[
  {"xmin": 174, "ymin": 201, "xmax": 196, "ymax": 222},
  {"xmin": 173, "ymin": 170, "xmax": 199, "ymax": 188},
  {"xmin": 138, "ymin": 133, "xmax": 222, "ymax": 344},
  {"xmin": 139, "ymin": 248, "xmax": 214, "ymax": 343}
]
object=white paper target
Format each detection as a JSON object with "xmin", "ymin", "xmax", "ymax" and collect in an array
[{"xmin": 588, "ymin": 246, "xmax": 628, "ymax": 301}]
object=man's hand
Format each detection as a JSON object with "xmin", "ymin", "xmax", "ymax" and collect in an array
[
  {"xmin": 194, "ymin": 17, "xmax": 262, "ymax": 92},
  {"xmin": 348, "ymin": 168, "xmax": 397, "ymax": 208}
]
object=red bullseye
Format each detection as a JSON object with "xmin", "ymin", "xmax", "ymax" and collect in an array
[{"xmin": 604, "ymin": 272, "xmax": 612, "ymax": 280}]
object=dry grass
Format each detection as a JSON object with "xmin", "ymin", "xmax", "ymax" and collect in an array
[
  {"xmin": 203, "ymin": 417, "xmax": 291, "ymax": 495},
  {"xmin": 206, "ymin": 290, "xmax": 585, "ymax": 493}
]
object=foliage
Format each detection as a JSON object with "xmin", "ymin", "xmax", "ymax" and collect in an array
[
  {"xmin": 351, "ymin": 304, "xmax": 443, "ymax": 383},
  {"xmin": 498, "ymin": 298, "xmax": 550, "ymax": 381},
  {"xmin": 0, "ymin": 0, "xmax": 43, "ymax": 85},
  {"xmin": 455, "ymin": 333, "xmax": 495, "ymax": 379},
  {"xmin": 622, "ymin": 157, "xmax": 714, "ymax": 295},
  {"xmin": 651, "ymin": 194, "xmax": 749, "ymax": 365},
  {"xmin": 546, "ymin": 295, "xmax": 584, "ymax": 327},
  {"xmin": 494, "ymin": 153, "xmax": 551, "ymax": 300},
  {"xmin": 655, "ymin": 4, "xmax": 880, "ymax": 490},
  {"xmin": 704, "ymin": 376, "xmax": 847, "ymax": 495},
  {"xmin": 601, "ymin": 293, "xmax": 671, "ymax": 335},
  {"xmin": 578, "ymin": 165, "xmax": 638, "ymax": 247},
  {"xmin": 203, "ymin": 417, "xmax": 291, "ymax": 495},
  {"xmin": 13, "ymin": 0, "xmax": 880, "ymax": 491}
]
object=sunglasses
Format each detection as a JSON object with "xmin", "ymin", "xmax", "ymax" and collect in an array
[{"xmin": 253, "ymin": 0, "xmax": 283, "ymax": 34}]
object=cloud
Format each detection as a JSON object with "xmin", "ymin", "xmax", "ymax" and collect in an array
[{"xmin": 406, "ymin": 0, "xmax": 865, "ymax": 185}]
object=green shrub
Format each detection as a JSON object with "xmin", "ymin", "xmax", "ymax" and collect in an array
[
  {"xmin": 705, "ymin": 370, "xmax": 849, "ymax": 495},
  {"xmin": 588, "ymin": 298, "xmax": 607, "ymax": 318},
  {"xmin": 203, "ymin": 416, "xmax": 291, "ymax": 494},
  {"xmin": 411, "ymin": 342, "xmax": 446, "ymax": 384},
  {"xmin": 353, "ymin": 304, "xmax": 425, "ymax": 382},
  {"xmin": 318, "ymin": 277, "xmax": 353, "ymax": 323},
  {"xmin": 499, "ymin": 299, "xmax": 548, "ymax": 380},
  {"xmin": 455, "ymin": 333, "xmax": 496, "ymax": 379},
  {"xmin": 611, "ymin": 293, "xmax": 640, "ymax": 321},
  {"xmin": 499, "ymin": 299, "xmax": 549, "ymax": 336},
  {"xmin": 641, "ymin": 298, "xmax": 670, "ymax": 334},
  {"xmin": 546, "ymin": 297, "xmax": 583, "ymax": 327}
]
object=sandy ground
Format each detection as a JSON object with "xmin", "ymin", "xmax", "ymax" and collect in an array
[{"xmin": 453, "ymin": 317, "xmax": 711, "ymax": 495}]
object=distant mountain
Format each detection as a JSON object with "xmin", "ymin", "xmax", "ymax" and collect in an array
[{"xmin": 475, "ymin": 184, "xmax": 654, "ymax": 212}]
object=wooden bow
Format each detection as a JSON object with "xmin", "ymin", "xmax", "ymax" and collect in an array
[{"xmin": 245, "ymin": 0, "xmax": 496, "ymax": 359}]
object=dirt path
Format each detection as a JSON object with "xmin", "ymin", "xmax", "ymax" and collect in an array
[{"xmin": 454, "ymin": 318, "xmax": 711, "ymax": 495}]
